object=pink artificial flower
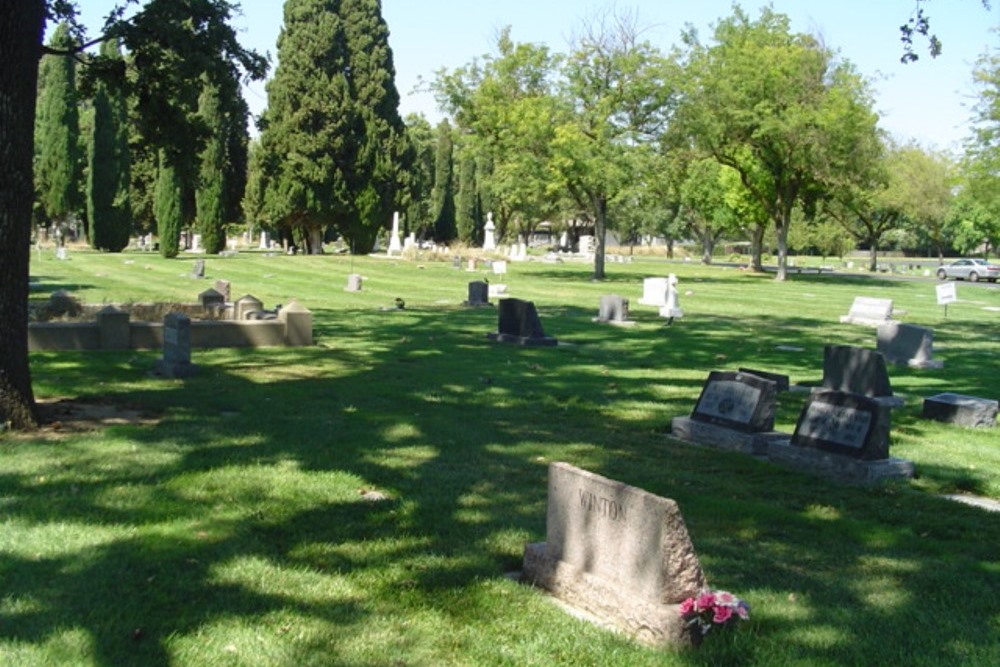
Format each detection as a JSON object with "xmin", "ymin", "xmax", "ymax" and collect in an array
[
  {"xmin": 695, "ymin": 592, "xmax": 715, "ymax": 611},
  {"xmin": 713, "ymin": 606, "xmax": 733, "ymax": 624},
  {"xmin": 714, "ymin": 591, "xmax": 737, "ymax": 606},
  {"xmin": 679, "ymin": 597, "xmax": 695, "ymax": 615}
]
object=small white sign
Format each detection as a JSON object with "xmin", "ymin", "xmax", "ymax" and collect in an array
[{"xmin": 936, "ymin": 282, "xmax": 957, "ymax": 305}]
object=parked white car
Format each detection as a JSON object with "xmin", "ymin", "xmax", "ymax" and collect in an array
[{"xmin": 936, "ymin": 258, "xmax": 1000, "ymax": 283}]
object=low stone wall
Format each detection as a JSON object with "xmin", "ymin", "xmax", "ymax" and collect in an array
[{"xmin": 29, "ymin": 301, "xmax": 312, "ymax": 351}]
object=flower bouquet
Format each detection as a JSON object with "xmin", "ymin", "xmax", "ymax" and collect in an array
[{"xmin": 679, "ymin": 590, "xmax": 750, "ymax": 644}]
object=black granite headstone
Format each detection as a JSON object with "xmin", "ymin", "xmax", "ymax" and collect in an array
[
  {"xmin": 466, "ymin": 281, "xmax": 490, "ymax": 307},
  {"xmin": 487, "ymin": 298, "xmax": 557, "ymax": 346},
  {"xmin": 738, "ymin": 367, "xmax": 790, "ymax": 393},
  {"xmin": 792, "ymin": 391, "xmax": 889, "ymax": 460},
  {"xmin": 922, "ymin": 393, "xmax": 998, "ymax": 428},
  {"xmin": 690, "ymin": 371, "xmax": 777, "ymax": 433}
]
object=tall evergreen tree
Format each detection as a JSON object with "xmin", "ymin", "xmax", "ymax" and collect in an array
[
  {"xmin": 87, "ymin": 38, "xmax": 131, "ymax": 252},
  {"xmin": 455, "ymin": 148, "xmax": 478, "ymax": 244},
  {"xmin": 35, "ymin": 22, "xmax": 83, "ymax": 228},
  {"xmin": 196, "ymin": 81, "xmax": 228, "ymax": 254},
  {"xmin": 259, "ymin": 0, "xmax": 407, "ymax": 253},
  {"xmin": 431, "ymin": 119, "xmax": 456, "ymax": 242},
  {"xmin": 154, "ymin": 151, "xmax": 184, "ymax": 258}
]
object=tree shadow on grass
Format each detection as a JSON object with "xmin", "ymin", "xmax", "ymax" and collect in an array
[{"xmin": 3, "ymin": 301, "xmax": 999, "ymax": 665}]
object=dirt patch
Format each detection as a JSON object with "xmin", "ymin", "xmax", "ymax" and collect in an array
[{"xmin": 8, "ymin": 397, "xmax": 164, "ymax": 440}]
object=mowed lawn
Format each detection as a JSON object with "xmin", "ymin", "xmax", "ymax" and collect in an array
[{"xmin": 2, "ymin": 246, "xmax": 998, "ymax": 666}]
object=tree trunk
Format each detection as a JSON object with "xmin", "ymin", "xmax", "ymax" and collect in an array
[
  {"xmin": 868, "ymin": 243, "xmax": 879, "ymax": 273},
  {"xmin": 775, "ymin": 219, "xmax": 789, "ymax": 281},
  {"xmin": 0, "ymin": 0, "xmax": 45, "ymax": 430},
  {"xmin": 700, "ymin": 230, "xmax": 714, "ymax": 264},
  {"xmin": 592, "ymin": 195, "xmax": 607, "ymax": 281},
  {"xmin": 750, "ymin": 223, "xmax": 765, "ymax": 272}
]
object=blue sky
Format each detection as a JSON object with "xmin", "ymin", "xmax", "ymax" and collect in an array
[{"xmin": 72, "ymin": 1, "xmax": 999, "ymax": 151}]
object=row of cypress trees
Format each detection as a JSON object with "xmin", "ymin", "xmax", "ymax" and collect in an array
[{"xmin": 34, "ymin": 23, "xmax": 249, "ymax": 257}]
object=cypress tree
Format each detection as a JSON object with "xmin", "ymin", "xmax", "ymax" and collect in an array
[
  {"xmin": 259, "ymin": 0, "xmax": 407, "ymax": 253},
  {"xmin": 35, "ymin": 22, "xmax": 83, "ymax": 227},
  {"xmin": 455, "ymin": 149, "xmax": 477, "ymax": 244},
  {"xmin": 154, "ymin": 151, "xmax": 183, "ymax": 258},
  {"xmin": 431, "ymin": 120, "xmax": 455, "ymax": 242},
  {"xmin": 87, "ymin": 39, "xmax": 132, "ymax": 252},
  {"xmin": 196, "ymin": 81, "xmax": 228, "ymax": 254}
]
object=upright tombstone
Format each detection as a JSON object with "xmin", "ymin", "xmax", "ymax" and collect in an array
[
  {"xmin": 345, "ymin": 273, "xmax": 363, "ymax": 292},
  {"xmin": 738, "ymin": 368, "xmax": 790, "ymax": 393},
  {"xmin": 767, "ymin": 390, "xmax": 913, "ymax": 484},
  {"xmin": 638, "ymin": 277, "xmax": 669, "ymax": 307},
  {"xmin": 154, "ymin": 313, "xmax": 198, "ymax": 378},
  {"xmin": 464, "ymin": 281, "xmax": 490, "ymax": 307},
  {"xmin": 522, "ymin": 462, "xmax": 706, "ymax": 647},
  {"xmin": 876, "ymin": 322, "xmax": 943, "ymax": 369},
  {"xmin": 487, "ymin": 298, "xmax": 557, "ymax": 346},
  {"xmin": 280, "ymin": 299, "xmax": 314, "ymax": 347},
  {"xmin": 593, "ymin": 294, "xmax": 633, "ymax": 326},
  {"xmin": 671, "ymin": 371, "xmax": 784, "ymax": 455},
  {"xmin": 483, "ymin": 212, "xmax": 496, "ymax": 251},
  {"xmin": 387, "ymin": 211, "xmax": 402, "ymax": 255},
  {"xmin": 821, "ymin": 345, "xmax": 902, "ymax": 406},
  {"xmin": 191, "ymin": 259, "xmax": 206, "ymax": 279},
  {"xmin": 213, "ymin": 279, "xmax": 232, "ymax": 302}
]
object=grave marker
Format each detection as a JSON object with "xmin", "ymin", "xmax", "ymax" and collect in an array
[
  {"xmin": 464, "ymin": 281, "xmax": 490, "ymax": 307},
  {"xmin": 822, "ymin": 345, "xmax": 900, "ymax": 405},
  {"xmin": 593, "ymin": 295, "xmax": 633, "ymax": 326},
  {"xmin": 922, "ymin": 393, "xmax": 997, "ymax": 428},
  {"xmin": 487, "ymin": 298, "xmax": 557, "ymax": 346},
  {"xmin": 839, "ymin": 296, "xmax": 895, "ymax": 326},
  {"xmin": 876, "ymin": 322, "xmax": 943, "ymax": 369},
  {"xmin": 522, "ymin": 462, "xmax": 706, "ymax": 646},
  {"xmin": 154, "ymin": 313, "xmax": 198, "ymax": 378}
]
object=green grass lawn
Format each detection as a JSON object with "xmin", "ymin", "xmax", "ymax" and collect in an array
[{"xmin": 3, "ymin": 246, "xmax": 999, "ymax": 666}]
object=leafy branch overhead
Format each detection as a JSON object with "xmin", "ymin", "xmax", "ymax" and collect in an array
[{"xmin": 900, "ymin": 0, "xmax": 993, "ymax": 63}]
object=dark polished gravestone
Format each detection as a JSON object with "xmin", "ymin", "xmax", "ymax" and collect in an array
[
  {"xmin": 593, "ymin": 294, "xmax": 634, "ymax": 326},
  {"xmin": 464, "ymin": 280, "xmax": 491, "ymax": 307},
  {"xmin": 922, "ymin": 393, "xmax": 998, "ymax": 428},
  {"xmin": 738, "ymin": 367, "xmax": 790, "ymax": 393},
  {"xmin": 821, "ymin": 345, "xmax": 903, "ymax": 407},
  {"xmin": 486, "ymin": 298, "xmax": 558, "ymax": 346},
  {"xmin": 767, "ymin": 390, "xmax": 913, "ymax": 484},
  {"xmin": 671, "ymin": 371, "xmax": 785, "ymax": 455},
  {"xmin": 153, "ymin": 313, "xmax": 199, "ymax": 379},
  {"xmin": 521, "ymin": 462, "xmax": 706, "ymax": 647}
]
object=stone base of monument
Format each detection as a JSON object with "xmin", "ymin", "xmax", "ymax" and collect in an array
[
  {"xmin": 767, "ymin": 439, "xmax": 914, "ymax": 485},
  {"xmin": 522, "ymin": 543, "xmax": 694, "ymax": 647},
  {"xmin": 670, "ymin": 416, "xmax": 786, "ymax": 456},
  {"xmin": 153, "ymin": 359, "xmax": 199, "ymax": 379},
  {"xmin": 486, "ymin": 332, "xmax": 558, "ymax": 346}
]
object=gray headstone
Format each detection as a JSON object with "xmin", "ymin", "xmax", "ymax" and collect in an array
[
  {"xmin": 922, "ymin": 393, "xmax": 997, "ymax": 428},
  {"xmin": 792, "ymin": 391, "xmax": 890, "ymax": 460},
  {"xmin": 822, "ymin": 345, "xmax": 894, "ymax": 399},
  {"xmin": 191, "ymin": 259, "xmax": 206, "ymax": 279},
  {"xmin": 839, "ymin": 296, "xmax": 894, "ymax": 326},
  {"xmin": 213, "ymin": 279, "xmax": 231, "ymax": 302},
  {"xmin": 345, "ymin": 273, "xmax": 363, "ymax": 292},
  {"xmin": 690, "ymin": 371, "xmax": 777, "ymax": 433},
  {"xmin": 522, "ymin": 462, "xmax": 705, "ymax": 646},
  {"xmin": 487, "ymin": 298, "xmax": 557, "ymax": 346},
  {"xmin": 465, "ymin": 281, "xmax": 490, "ymax": 307},
  {"xmin": 876, "ymin": 322, "xmax": 943, "ymax": 369},
  {"xmin": 155, "ymin": 313, "xmax": 198, "ymax": 378},
  {"xmin": 596, "ymin": 294, "xmax": 631, "ymax": 324}
]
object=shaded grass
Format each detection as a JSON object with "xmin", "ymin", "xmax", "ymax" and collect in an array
[{"xmin": 3, "ymin": 248, "xmax": 999, "ymax": 666}]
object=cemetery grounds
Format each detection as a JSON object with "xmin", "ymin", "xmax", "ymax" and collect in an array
[{"xmin": 2, "ymin": 247, "xmax": 998, "ymax": 666}]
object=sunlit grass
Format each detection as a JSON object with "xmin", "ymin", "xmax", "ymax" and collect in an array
[{"xmin": 3, "ymin": 248, "xmax": 999, "ymax": 665}]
